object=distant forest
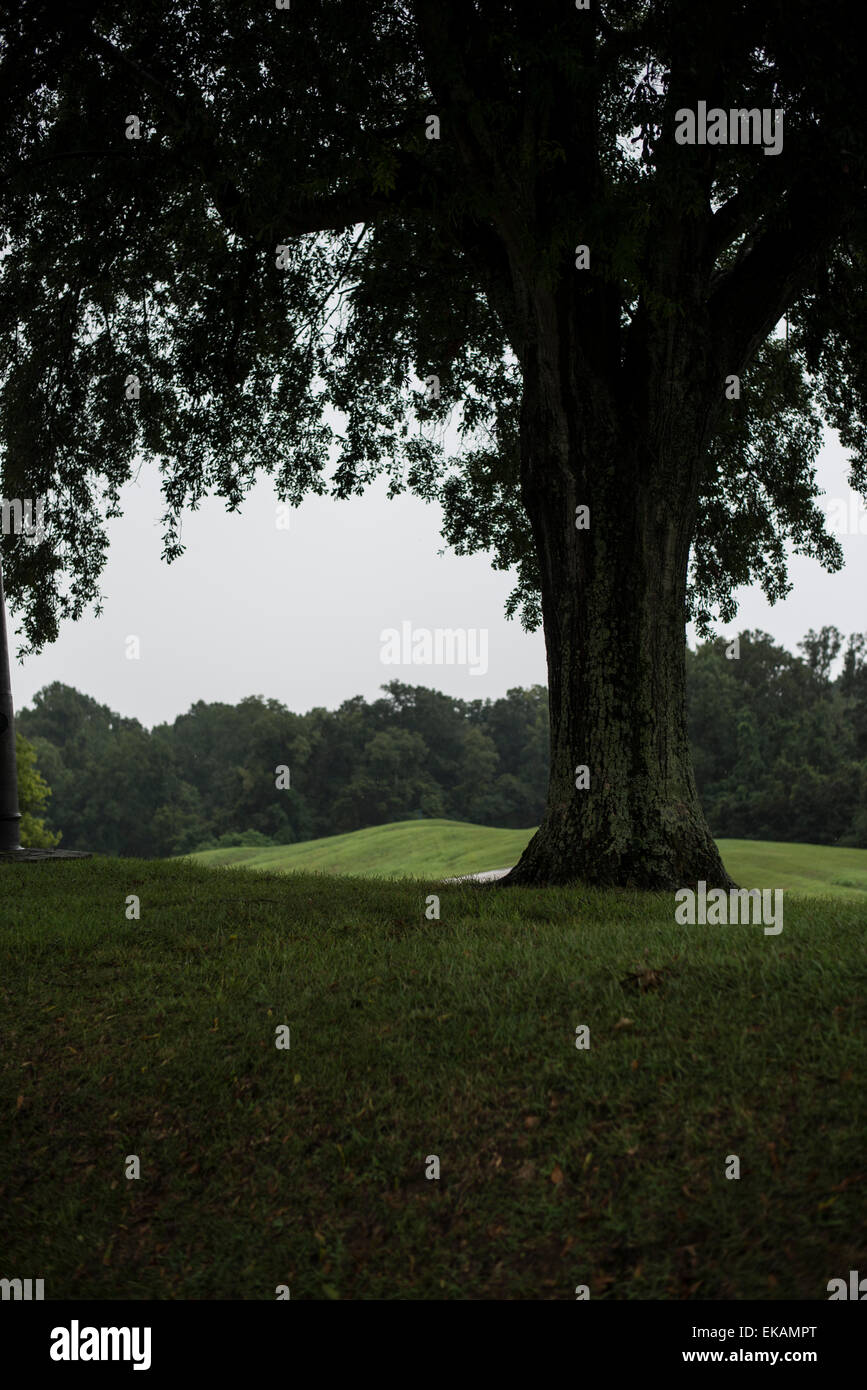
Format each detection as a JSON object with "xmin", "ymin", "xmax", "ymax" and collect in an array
[{"xmin": 15, "ymin": 627, "xmax": 867, "ymax": 856}]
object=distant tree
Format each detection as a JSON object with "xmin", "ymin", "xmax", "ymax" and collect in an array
[
  {"xmin": 688, "ymin": 630, "xmax": 867, "ymax": 847},
  {"xmin": 149, "ymin": 780, "xmax": 212, "ymax": 858},
  {"xmin": 332, "ymin": 728, "xmax": 444, "ymax": 829},
  {"xmin": 447, "ymin": 725, "xmax": 501, "ymax": 824},
  {"xmin": 839, "ymin": 633, "xmax": 867, "ymax": 760},
  {"xmin": 17, "ymin": 681, "xmax": 177, "ymax": 855},
  {"xmin": 471, "ymin": 686, "xmax": 548, "ymax": 827},
  {"xmin": 798, "ymin": 626, "xmax": 844, "ymax": 682},
  {"xmin": 190, "ymin": 828, "xmax": 276, "ymax": 853},
  {"xmin": 16, "ymin": 730, "xmax": 61, "ymax": 848}
]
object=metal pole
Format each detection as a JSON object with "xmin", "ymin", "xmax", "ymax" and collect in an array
[{"xmin": 0, "ymin": 552, "xmax": 22, "ymax": 852}]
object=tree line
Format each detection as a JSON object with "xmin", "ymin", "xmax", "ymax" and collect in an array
[{"xmin": 15, "ymin": 627, "xmax": 867, "ymax": 857}]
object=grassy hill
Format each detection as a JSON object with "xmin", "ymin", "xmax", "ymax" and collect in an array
[
  {"xmin": 1, "ymin": 854, "xmax": 863, "ymax": 1300},
  {"xmin": 181, "ymin": 819, "xmax": 530, "ymax": 880},
  {"xmin": 181, "ymin": 818, "xmax": 867, "ymax": 898}
]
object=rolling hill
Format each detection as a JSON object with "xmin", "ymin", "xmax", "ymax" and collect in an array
[{"xmin": 178, "ymin": 819, "xmax": 867, "ymax": 897}]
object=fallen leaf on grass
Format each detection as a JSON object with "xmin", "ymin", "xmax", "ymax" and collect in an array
[
  {"xmin": 831, "ymin": 1174, "xmax": 863, "ymax": 1192},
  {"xmin": 620, "ymin": 968, "xmax": 667, "ymax": 993},
  {"xmin": 550, "ymin": 1164, "xmax": 564, "ymax": 1186}
]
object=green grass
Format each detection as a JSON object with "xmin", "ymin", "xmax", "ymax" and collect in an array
[
  {"xmin": 181, "ymin": 818, "xmax": 867, "ymax": 899},
  {"xmin": 1, "ymin": 855, "xmax": 864, "ymax": 1300},
  {"xmin": 714, "ymin": 838, "xmax": 867, "ymax": 899},
  {"xmin": 182, "ymin": 818, "xmax": 531, "ymax": 879}
]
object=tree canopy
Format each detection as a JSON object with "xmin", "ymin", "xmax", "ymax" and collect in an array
[{"xmin": 0, "ymin": 1, "xmax": 863, "ymax": 649}]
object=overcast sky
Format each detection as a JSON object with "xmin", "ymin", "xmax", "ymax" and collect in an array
[{"xmin": 10, "ymin": 426, "xmax": 866, "ymax": 731}]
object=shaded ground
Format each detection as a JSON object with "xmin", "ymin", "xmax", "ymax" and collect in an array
[{"xmin": 1, "ymin": 856, "xmax": 864, "ymax": 1299}]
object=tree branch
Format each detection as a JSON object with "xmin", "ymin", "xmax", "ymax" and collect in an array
[
  {"xmin": 0, "ymin": 148, "xmax": 142, "ymax": 185},
  {"xmin": 704, "ymin": 137, "xmax": 822, "ymax": 274},
  {"xmin": 709, "ymin": 166, "xmax": 852, "ymax": 376},
  {"xmin": 411, "ymin": 0, "xmax": 515, "ymax": 201}
]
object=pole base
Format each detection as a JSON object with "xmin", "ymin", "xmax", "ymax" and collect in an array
[{"xmin": 0, "ymin": 848, "xmax": 93, "ymax": 861}]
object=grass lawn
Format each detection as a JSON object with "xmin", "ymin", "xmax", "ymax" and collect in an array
[
  {"xmin": 182, "ymin": 818, "xmax": 867, "ymax": 901},
  {"xmin": 1, "ymin": 853, "xmax": 864, "ymax": 1300},
  {"xmin": 182, "ymin": 818, "xmax": 532, "ymax": 880}
]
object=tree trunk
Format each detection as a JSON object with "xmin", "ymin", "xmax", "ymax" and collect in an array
[
  {"xmin": 0, "ymin": 556, "xmax": 22, "ymax": 852},
  {"xmin": 503, "ymin": 299, "xmax": 734, "ymax": 891}
]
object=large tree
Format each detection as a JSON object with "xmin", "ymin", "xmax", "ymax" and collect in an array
[{"xmin": 1, "ymin": 1, "xmax": 865, "ymax": 886}]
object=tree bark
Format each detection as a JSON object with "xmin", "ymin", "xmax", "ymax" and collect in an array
[
  {"xmin": 502, "ymin": 289, "xmax": 734, "ymax": 891},
  {"xmin": 0, "ymin": 556, "xmax": 22, "ymax": 852}
]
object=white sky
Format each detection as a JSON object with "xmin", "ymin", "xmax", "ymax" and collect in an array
[{"xmin": 10, "ymin": 428, "xmax": 866, "ymax": 730}]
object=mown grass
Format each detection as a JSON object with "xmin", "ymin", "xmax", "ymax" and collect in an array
[
  {"xmin": 180, "ymin": 819, "xmax": 867, "ymax": 900},
  {"xmin": 717, "ymin": 838, "xmax": 867, "ymax": 899},
  {"xmin": 1, "ymin": 856, "xmax": 864, "ymax": 1300},
  {"xmin": 181, "ymin": 818, "xmax": 531, "ymax": 879}
]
